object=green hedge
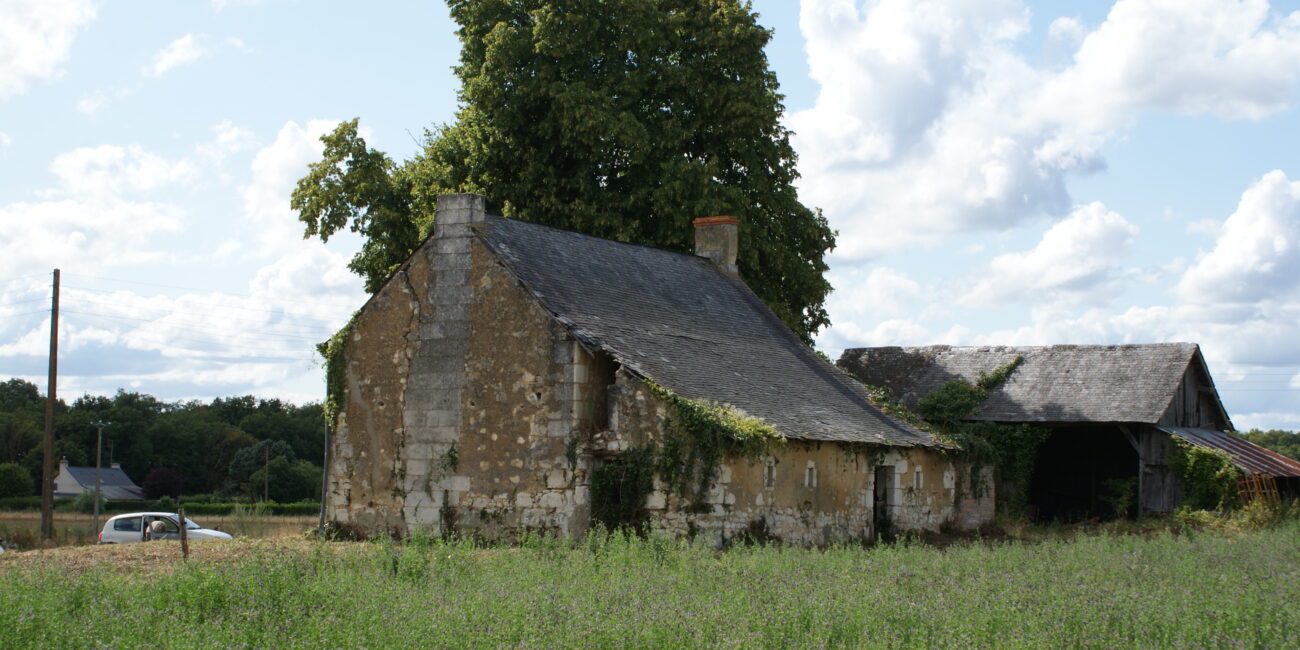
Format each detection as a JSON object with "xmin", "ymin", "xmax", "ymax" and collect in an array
[
  {"xmin": 0, "ymin": 498, "xmax": 319, "ymax": 516},
  {"xmin": 102, "ymin": 501, "xmax": 320, "ymax": 516},
  {"xmin": 0, "ymin": 496, "xmax": 74, "ymax": 511}
]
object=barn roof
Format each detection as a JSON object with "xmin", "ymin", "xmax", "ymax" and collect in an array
[
  {"xmin": 838, "ymin": 343, "xmax": 1229, "ymax": 426},
  {"xmin": 474, "ymin": 215, "xmax": 937, "ymax": 448}
]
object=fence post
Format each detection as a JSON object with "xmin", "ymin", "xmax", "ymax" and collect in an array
[{"xmin": 178, "ymin": 506, "xmax": 189, "ymax": 559}]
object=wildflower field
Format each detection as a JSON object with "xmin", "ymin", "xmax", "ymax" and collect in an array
[{"xmin": 2, "ymin": 521, "xmax": 1297, "ymax": 648}]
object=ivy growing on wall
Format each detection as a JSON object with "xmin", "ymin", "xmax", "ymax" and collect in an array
[
  {"xmin": 591, "ymin": 380, "xmax": 784, "ymax": 528},
  {"xmin": 648, "ymin": 380, "xmax": 784, "ymax": 512},
  {"xmin": 318, "ymin": 311, "xmax": 361, "ymax": 428},
  {"xmin": 1170, "ymin": 438, "xmax": 1240, "ymax": 510},
  {"xmin": 875, "ymin": 356, "xmax": 1048, "ymax": 513}
]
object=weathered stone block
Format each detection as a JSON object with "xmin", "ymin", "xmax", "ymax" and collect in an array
[
  {"xmin": 430, "ymin": 253, "xmax": 471, "ymax": 271},
  {"xmin": 544, "ymin": 469, "xmax": 568, "ymax": 489}
]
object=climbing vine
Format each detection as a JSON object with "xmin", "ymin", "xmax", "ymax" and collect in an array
[
  {"xmin": 909, "ymin": 356, "xmax": 1047, "ymax": 512},
  {"xmin": 1170, "ymin": 438, "xmax": 1240, "ymax": 510},
  {"xmin": 591, "ymin": 380, "xmax": 784, "ymax": 527},
  {"xmin": 318, "ymin": 310, "xmax": 361, "ymax": 427},
  {"xmin": 648, "ymin": 380, "xmax": 784, "ymax": 512}
]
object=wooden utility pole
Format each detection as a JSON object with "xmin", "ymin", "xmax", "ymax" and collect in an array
[
  {"xmin": 178, "ymin": 507, "xmax": 189, "ymax": 559},
  {"xmin": 264, "ymin": 444, "xmax": 269, "ymax": 503},
  {"xmin": 40, "ymin": 268, "xmax": 60, "ymax": 542},
  {"xmin": 92, "ymin": 421, "xmax": 106, "ymax": 536},
  {"xmin": 318, "ymin": 419, "xmax": 329, "ymax": 534}
]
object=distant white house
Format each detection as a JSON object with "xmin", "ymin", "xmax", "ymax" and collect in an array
[{"xmin": 53, "ymin": 457, "xmax": 147, "ymax": 501}]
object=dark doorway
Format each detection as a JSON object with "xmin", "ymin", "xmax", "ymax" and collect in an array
[
  {"xmin": 1028, "ymin": 427, "xmax": 1138, "ymax": 521},
  {"xmin": 590, "ymin": 449, "xmax": 654, "ymax": 532},
  {"xmin": 872, "ymin": 466, "xmax": 891, "ymax": 541}
]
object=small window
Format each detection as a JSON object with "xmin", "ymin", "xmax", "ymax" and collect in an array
[
  {"xmin": 805, "ymin": 461, "xmax": 817, "ymax": 488},
  {"xmin": 913, "ymin": 468, "xmax": 923, "ymax": 490},
  {"xmin": 763, "ymin": 458, "xmax": 776, "ymax": 490},
  {"xmin": 114, "ymin": 516, "xmax": 142, "ymax": 532}
]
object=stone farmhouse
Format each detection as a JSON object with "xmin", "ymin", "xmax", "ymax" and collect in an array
[
  {"xmin": 839, "ymin": 344, "xmax": 1300, "ymax": 518},
  {"xmin": 324, "ymin": 194, "xmax": 995, "ymax": 545}
]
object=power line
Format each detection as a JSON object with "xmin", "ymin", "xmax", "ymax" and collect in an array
[
  {"xmin": 61, "ymin": 312, "xmax": 322, "ymax": 359},
  {"xmin": 0, "ymin": 297, "xmax": 48, "ymax": 307},
  {"xmin": 63, "ymin": 284, "xmax": 348, "ymax": 327},
  {"xmin": 64, "ymin": 272, "xmax": 363, "ymax": 308},
  {"xmin": 70, "ymin": 294, "xmax": 339, "ymax": 334},
  {"xmin": 62, "ymin": 309, "xmax": 329, "ymax": 341}
]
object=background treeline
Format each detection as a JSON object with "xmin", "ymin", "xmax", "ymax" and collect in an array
[
  {"xmin": 1233, "ymin": 429, "xmax": 1300, "ymax": 462},
  {"xmin": 0, "ymin": 378, "xmax": 323, "ymax": 502}
]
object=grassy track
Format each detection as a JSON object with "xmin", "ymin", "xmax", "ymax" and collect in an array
[{"xmin": 1, "ymin": 522, "xmax": 1297, "ymax": 648}]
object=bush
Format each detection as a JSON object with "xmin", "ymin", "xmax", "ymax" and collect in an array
[
  {"xmin": 0, "ymin": 463, "xmax": 34, "ymax": 499},
  {"xmin": 0, "ymin": 496, "xmax": 42, "ymax": 511},
  {"xmin": 72, "ymin": 489, "xmax": 106, "ymax": 514}
]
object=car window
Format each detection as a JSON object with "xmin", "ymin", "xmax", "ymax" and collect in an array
[
  {"xmin": 184, "ymin": 519, "xmax": 201, "ymax": 530},
  {"xmin": 147, "ymin": 517, "xmax": 179, "ymax": 533},
  {"xmin": 113, "ymin": 516, "xmax": 142, "ymax": 532}
]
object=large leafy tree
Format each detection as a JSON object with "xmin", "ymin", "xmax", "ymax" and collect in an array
[{"xmin": 294, "ymin": 0, "xmax": 835, "ymax": 341}]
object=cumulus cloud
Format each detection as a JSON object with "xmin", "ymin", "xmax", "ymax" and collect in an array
[
  {"xmin": 237, "ymin": 119, "xmax": 338, "ymax": 253},
  {"xmin": 960, "ymin": 202, "xmax": 1138, "ymax": 307},
  {"xmin": 1176, "ymin": 170, "xmax": 1300, "ymax": 305},
  {"xmin": 792, "ymin": 0, "xmax": 1300, "ymax": 259},
  {"xmin": 0, "ymin": 0, "xmax": 96, "ymax": 98},
  {"xmin": 0, "ymin": 120, "xmax": 369, "ymax": 399},
  {"xmin": 145, "ymin": 33, "xmax": 209, "ymax": 77},
  {"xmin": 45, "ymin": 144, "xmax": 197, "ymax": 201}
]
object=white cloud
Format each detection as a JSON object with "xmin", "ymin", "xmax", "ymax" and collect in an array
[
  {"xmin": 960, "ymin": 202, "xmax": 1138, "ymax": 307},
  {"xmin": 239, "ymin": 119, "xmax": 338, "ymax": 253},
  {"xmin": 1176, "ymin": 170, "xmax": 1300, "ymax": 305},
  {"xmin": 793, "ymin": 0, "xmax": 1300, "ymax": 259},
  {"xmin": 0, "ymin": 131, "xmax": 11, "ymax": 148},
  {"xmin": 145, "ymin": 33, "xmax": 209, "ymax": 77},
  {"xmin": 0, "ymin": 198, "xmax": 183, "ymax": 282},
  {"xmin": 0, "ymin": 0, "xmax": 96, "ymax": 98},
  {"xmin": 212, "ymin": 0, "xmax": 266, "ymax": 10},
  {"xmin": 46, "ymin": 144, "xmax": 197, "ymax": 201}
]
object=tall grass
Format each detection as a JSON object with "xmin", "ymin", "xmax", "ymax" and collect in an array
[{"xmin": 2, "ymin": 521, "xmax": 1297, "ymax": 647}]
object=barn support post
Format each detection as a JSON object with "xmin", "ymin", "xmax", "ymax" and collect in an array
[{"xmin": 1118, "ymin": 425, "xmax": 1143, "ymax": 517}]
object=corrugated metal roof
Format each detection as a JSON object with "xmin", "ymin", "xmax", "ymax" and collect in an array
[{"xmin": 1158, "ymin": 427, "xmax": 1300, "ymax": 477}]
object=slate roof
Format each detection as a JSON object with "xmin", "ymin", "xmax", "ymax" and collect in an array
[
  {"xmin": 1158, "ymin": 427, "xmax": 1300, "ymax": 477},
  {"xmin": 475, "ymin": 215, "xmax": 937, "ymax": 447},
  {"xmin": 839, "ymin": 343, "xmax": 1222, "ymax": 425},
  {"xmin": 58, "ymin": 465, "xmax": 146, "ymax": 500}
]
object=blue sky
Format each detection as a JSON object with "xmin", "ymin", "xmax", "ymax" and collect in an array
[{"xmin": 2, "ymin": 0, "xmax": 1300, "ymax": 431}]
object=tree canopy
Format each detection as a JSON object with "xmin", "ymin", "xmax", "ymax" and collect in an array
[
  {"xmin": 0, "ymin": 378, "xmax": 323, "ymax": 501},
  {"xmin": 293, "ymin": 0, "xmax": 835, "ymax": 341}
]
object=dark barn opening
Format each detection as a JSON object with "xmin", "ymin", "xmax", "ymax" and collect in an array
[{"xmin": 1028, "ymin": 426, "xmax": 1138, "ymax": 521}]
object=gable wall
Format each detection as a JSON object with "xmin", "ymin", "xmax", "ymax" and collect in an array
[
  {"xmin": 1160, "ymin": 362, "xmax": 1228, "ymax": 430},
  {"xmin": 327, "ymin": 198, "xmax": 608, "ymax": 538}
]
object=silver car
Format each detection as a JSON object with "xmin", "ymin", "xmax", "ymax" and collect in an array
[{"xmin": 98, "ymin": 512, "xmax": 233, "ymax": 544}]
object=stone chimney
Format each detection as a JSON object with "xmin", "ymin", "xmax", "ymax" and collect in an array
[{"xmin": 693, "ymin": 216, "xmax": 740, "ymax": 278}]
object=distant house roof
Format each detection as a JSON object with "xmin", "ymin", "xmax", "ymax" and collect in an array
[
  {"xmin": 839, "ymin": 343, "xmax": 1231, "ymax": 427},
  {"xmin": 58, "ymin": 464, "xmax": 146, "ymax": 500},
  {"xmin": 475, "ymin": 215, "xmax": 937, "ymax": 448},
  {"xmin": 1159, "ymin": 427, "xmax": 1300, "ymax": 477}
]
